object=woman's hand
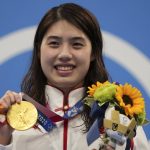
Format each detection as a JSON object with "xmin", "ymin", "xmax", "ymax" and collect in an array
[
  {"xmin": 0, "ymin": 90, "xmax": 22, "ymax": 114},
  {"xmin": 0, "ymin": 90, "xmax": 22, "ymax": 145}
]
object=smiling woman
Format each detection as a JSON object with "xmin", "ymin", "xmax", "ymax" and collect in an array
[
  {"xmin": 40, "ymin": 20, "xmax": 92, "ymax": 92},
  {"xmin": 0, "ymin": 2, "xmax": 149, "ymax": 150}
]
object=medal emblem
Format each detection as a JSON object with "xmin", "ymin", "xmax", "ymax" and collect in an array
[{"xmin": 6, "ymin": 101, "xmax": 38, "ymax": 130}]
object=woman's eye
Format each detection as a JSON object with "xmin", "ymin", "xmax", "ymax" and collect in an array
[
  {"xmin": 72, "ymin": 42, "xmax": 84, "ymax": 49},
  {"xmin": 48, "ymin": 41, "xmax": 60, "ymax": 48}
]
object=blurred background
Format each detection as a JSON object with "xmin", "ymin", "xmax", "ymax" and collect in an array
[{"xmin": 0, "ymin": 0, "xmax": 150, "ymax": 143}]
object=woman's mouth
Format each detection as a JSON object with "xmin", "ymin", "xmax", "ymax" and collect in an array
[
  {"xmin": 54, "ymin": 65, "xmax": 75, "ymax": 76},
  {"xmin": 55, "ymin": 66, "xmax": 74, "ymax": 71}
]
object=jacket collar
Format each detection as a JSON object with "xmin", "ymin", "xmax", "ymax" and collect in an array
[{"xmin": 45, "ymin": 85, "xmax": 85, "ymax": 116}]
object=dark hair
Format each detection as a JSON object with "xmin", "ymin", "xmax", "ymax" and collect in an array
[{"xmin": 21, "ymin": 3, "xmax": 109, "ymax": 130}]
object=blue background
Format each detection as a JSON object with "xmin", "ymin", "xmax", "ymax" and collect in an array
[{"xmin": 0, "ymin": 0, "xmax": 150, "ymax": 140}]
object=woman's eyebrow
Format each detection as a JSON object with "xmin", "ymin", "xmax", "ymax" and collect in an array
[
  {"xmin": 69, "ymin": 37, "xmax": 86, "ymax": 42},
  {"xmin": 46, "ymin": 36, "xmax": 86, "ymax": 42},
  {"xmin": 46, "ymin": 36, "xmax": 62, "ymax": 41}
]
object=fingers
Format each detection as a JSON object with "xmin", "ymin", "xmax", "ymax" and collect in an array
[{"xmin": 0, "ymin": 91, "xmax": 22, "ymax": 114}]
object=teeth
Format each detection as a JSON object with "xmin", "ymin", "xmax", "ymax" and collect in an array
[{"xmin": 56, "ymin": 66, "xmax": 73, "ymax": 71}]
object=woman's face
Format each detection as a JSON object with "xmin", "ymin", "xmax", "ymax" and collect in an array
[{"xmin": 40, "ymin": 20, "xmax": 93, "ymax": 92}]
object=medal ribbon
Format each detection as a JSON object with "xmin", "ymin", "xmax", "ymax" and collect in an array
[
  {"xmin": 63, "ymin": 100, "xmax": 84, "ymax": 119},
  {"xmin": 22, "ymin": 93, "xmax": 84, "ymax": 132},
  {"xmin": 22, "ymin": 93, "xmax": 63, "ymax": 122}
]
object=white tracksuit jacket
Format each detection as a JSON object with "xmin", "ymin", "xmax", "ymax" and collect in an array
[{"xmin": 0, "ymin": 85, "xmax": 149, "ymax": 150}]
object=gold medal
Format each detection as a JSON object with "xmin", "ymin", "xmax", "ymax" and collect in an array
[{"xmin": 6, "ymin": 101, "xmax": 38, "ymax": 130}]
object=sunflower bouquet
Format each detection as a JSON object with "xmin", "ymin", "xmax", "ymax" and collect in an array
[{"xmin": 84, "ymin": 81, "xmax": 149, "ymax": 147}]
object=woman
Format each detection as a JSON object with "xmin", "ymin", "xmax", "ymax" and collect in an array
[{"xmin": 0, "ymin": 3, "xmax": 149, "ymax": 150}]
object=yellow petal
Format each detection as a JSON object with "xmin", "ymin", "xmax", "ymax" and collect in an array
[
  {"xmin": 123, "ymin": 83, "xmax": 132, "ymax": 95},
  {"xmin": 131, "ymin": 107, "xmax": 143, "ymax": 114},
  {"xmin": 132, "ymin": 98, "xmax": 144, "ymax": 105}
]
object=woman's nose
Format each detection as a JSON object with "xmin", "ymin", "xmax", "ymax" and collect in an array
[{"xmin": 57, "ymin": 44, "xmax": 72, "ymax": 61}]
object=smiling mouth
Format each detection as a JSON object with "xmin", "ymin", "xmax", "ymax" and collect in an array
[
  {"xmin": 55, "ymin": 65, "xmax": 75, "ymax": 71},
  {"xmin": 54, "ymin": 65, "xmax": 75, "ymax": 76}
]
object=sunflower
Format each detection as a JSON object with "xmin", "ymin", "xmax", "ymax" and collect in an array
[{"xmin": 115, "ymin": 83, "xmax": 145, "ymax": 118}]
